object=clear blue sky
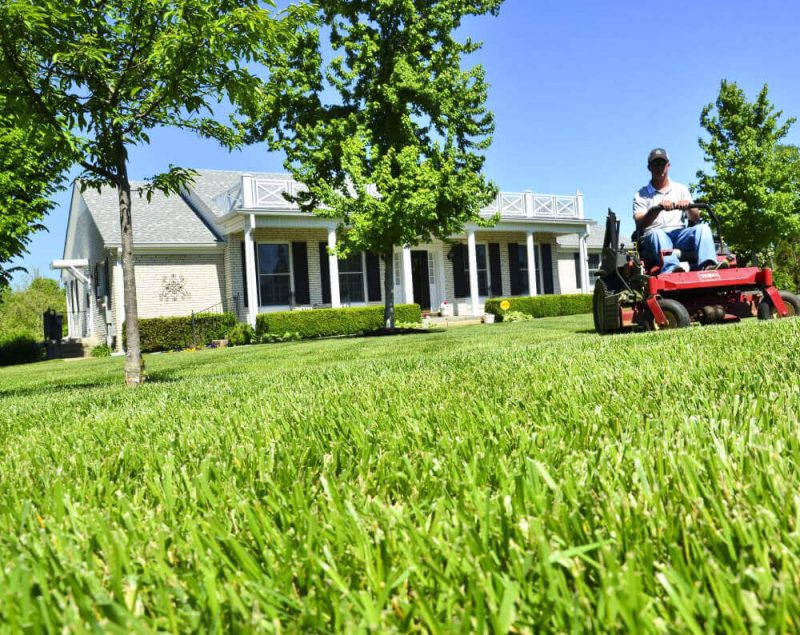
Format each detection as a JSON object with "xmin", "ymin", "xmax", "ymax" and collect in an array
[{"xmin": 11, "ymin": 0, "xmax": 800, "ymax": 285}]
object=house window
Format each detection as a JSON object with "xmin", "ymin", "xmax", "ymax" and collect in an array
[
  {"xmin": 339, "ymin": 252, "xmax": 365, "ymax": 303},
  {"xmin": 427, "ymin": 252, "xmax": 436, "ymax": 285},
  {"xmin": 588, "ymin": 253, "xmax": 601, "ymax": 285},
  {"xmin": 257, "ymin": 243, "xmax": 291, "ymax": 306},
  {"xmin": 514, "ymin": 244, "xmax": 530, "ymax": 295},
  {"xmin": 574, "ymin": 252, "xmax": 600, "ymax": 289},
  {"xmin": 463, "ymin": 244, "xmax": 489, "ymax": 296}
]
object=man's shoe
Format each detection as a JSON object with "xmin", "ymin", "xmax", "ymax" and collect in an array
[
  {"xmin": 669, "ymin": 264, "xmax": 687, "ymax": 273},
  {"xmin": 703, "ymin": 260, "xmax": 729, "ymax": 270}
]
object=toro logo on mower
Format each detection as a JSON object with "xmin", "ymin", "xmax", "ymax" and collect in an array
[{"xmin": 699, "ymin": 271, "xmax": 721, "ymax": 281}]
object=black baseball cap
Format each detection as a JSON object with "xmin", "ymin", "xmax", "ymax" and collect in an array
[{"xmin": 648, "ymin": 148, "xmax": 669, "ymax": 164}]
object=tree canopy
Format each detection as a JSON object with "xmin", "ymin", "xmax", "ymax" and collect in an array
[
  {"xmin": 0, "ymin": 0, "xmax": 305, "ymax": 384},
  {"xmin": 258, "ymin": 0, "xmax": 503, "ymax": 327},
  {"xmin": 0, "ymin": 109, "xmax": 71, "ymax": 289},
  {"xmin": 695, "ymin": 80, "xmax": 800, "ymax": 263}
]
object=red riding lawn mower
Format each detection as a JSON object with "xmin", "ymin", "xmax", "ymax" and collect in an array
[{"xmin": 593, "ymin": 204, "xmax": 800, "ymax": 333}]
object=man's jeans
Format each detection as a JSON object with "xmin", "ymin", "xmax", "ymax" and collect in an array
[{"xmin": 641, "ymin": 224, "xmax": 716, "ymax": 273}]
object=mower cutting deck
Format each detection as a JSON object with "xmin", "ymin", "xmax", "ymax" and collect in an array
[{"xmin": 593, "ymin": 205, "xmax": 800, "ymax": 333}]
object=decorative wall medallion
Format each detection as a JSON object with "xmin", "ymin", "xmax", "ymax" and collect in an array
[{"xmin": 160, "ymin": 274, "xmax": 190, "ymax": 302}]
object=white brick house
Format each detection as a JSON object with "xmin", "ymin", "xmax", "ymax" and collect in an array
[{"xmin": 53, "ymin": 170, "xmax": 602, "ymax": 349}]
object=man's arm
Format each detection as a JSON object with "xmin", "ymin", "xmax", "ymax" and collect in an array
[{"xmin": 633, "ymin": 192, "xmax": 663, "ymax": 229}]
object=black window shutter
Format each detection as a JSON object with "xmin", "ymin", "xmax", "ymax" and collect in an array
[
  {"xmin": 541, "ymin": 243, "xmax": 554, "ymax": 294},
  {"xmin": 291, "ymin": 242, "xmax": 310, "ymax": 305},
  {"xmin": 574, "ymin": 252, "xmax": 582, "ymax": 290},
  {"xmin": 509, "ymin": 244, "xmax": 521, "ymax": 296},
  {"xmin": 240, "ymin": 242, "xmax": 249, "ymax": 308},
  {"xmin": 366, "ymin": 252, "xmax": 381, "ymax": 302},
  {"xmin": 489, "ymin": 243, "xmax": 502, "ymax": 297},
  {"xmin": 452, "ymin": 244, "xmax": 468, "ymax": 297},
  {"xmin": 105, "ymin": 256, "xmax": 112, "ymax": 309},
  {"xmin": 319, "ymin": 242, "xmax": 330, "ymax": 304}
]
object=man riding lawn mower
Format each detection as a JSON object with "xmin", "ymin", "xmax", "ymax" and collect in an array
[{"xmin": 592, "ymin": 203, "xmax": 800, "ymax": 333}]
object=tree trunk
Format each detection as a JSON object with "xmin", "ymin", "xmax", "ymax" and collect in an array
[
  {"xmin": 383, "ymin": 247, "xmax": 395, "ymax": 329},
  {"xmin": 117, "ymin": 167, "xmax": 145, "ymax": 386}
]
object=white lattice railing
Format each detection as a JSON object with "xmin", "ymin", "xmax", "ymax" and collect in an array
[
  {"xmin": 480, "ymin": 192, "xmax": 580, "ymax": 219},
  {"xmin": 219, "ymin": 176, "xmax": 583, "ymax": 219}
]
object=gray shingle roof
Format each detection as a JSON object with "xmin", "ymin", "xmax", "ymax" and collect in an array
[
  {"xmin": 556, "ymin": 221, "xmax": 604, "ymax": 249},
  {"xmin": 81, "ymin": 182, "xmax": 221, "ymax": 245}
]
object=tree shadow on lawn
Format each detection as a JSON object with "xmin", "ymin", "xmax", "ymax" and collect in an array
[{"xmin": 0, "ymin": 379, "xmax": 120, "ymax": 399}]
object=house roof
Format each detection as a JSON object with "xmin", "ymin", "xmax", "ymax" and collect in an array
[
  {"xmin": 556, "ymin": 221, "xmax": 604, "ymax": 249},
  {"xmin": 80, "ymin": 182, "xmax": 223, "ymax": 245}
]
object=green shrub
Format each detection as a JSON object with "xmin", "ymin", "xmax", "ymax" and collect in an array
[
  {"xmin": 259, "ymin": 331, "xmax": 302, "ymax": 344},
  {"xmin": 90, "ymin": 344, "xmax": 112, "ymax": 358},
  {"xmin": 502, "ymin": 310, "xmax": 533, "ymax": 323},
  {"xmin": 227, "ymin": 322, "xmax": 255, "ymax": 346},
  {"xmin": 772, "ymin": 268, "xmax": 799, "ymax": 293},
  {"xmin": 0, "ymin": 332, "xmax": 44, "ymax": 366},
  {"xmin": 124, "ymin": 313, "xmax": 237, "ymax": 353},
  {"xmin": 256, "ymin": 304, "xmax": 421, "ymax": 340},
  {"xmin": 484, "ymin": 294, "xmax": 591, "ymax": 320}
]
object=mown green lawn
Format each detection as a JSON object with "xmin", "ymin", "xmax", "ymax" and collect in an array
[{"xmin": 2, "ymin": 314, "xmax": 800, "ymax": 632}]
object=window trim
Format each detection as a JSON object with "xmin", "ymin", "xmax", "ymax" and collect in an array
[
  {"xmin": 461, "ymin": 242, "xmax": 491, "ymax": 298},
  {"xmin": 338, "ymin": 251, "xmax": 368, "ymax": 305},
  {"xmin": 256, "ymin": 241, "xmax": 295, "ymax": 309}
]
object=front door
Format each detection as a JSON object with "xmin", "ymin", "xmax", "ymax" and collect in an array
[{"xmin": 410, "ymin": 250, "xmax": 431, "ymax": 310}]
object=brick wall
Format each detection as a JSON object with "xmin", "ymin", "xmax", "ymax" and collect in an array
[{"xmin": 128, "ymin": 252, "xmax": 227, "ymax": 319}]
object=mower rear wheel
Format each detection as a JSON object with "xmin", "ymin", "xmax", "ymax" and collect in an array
[
  {"xmin": 757, "ymin": 290, "xmax": 800, "ymax": 320},
  {"xmin": 648, "ymin": 298, "xmax": 690, "ymax": 330},
  {"xmin": 593, "ymin": 278, "xmax": 619, "ymax": 335}
]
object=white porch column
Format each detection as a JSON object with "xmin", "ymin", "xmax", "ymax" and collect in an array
[
  {"xmin": 244, "ymin": 214, "xmax": 259, "ymax": 326},
  {"xmin": 526, "ymin": 231, "xmax": 538, "ymax": 297},
  {"xmin": 467, "ymin": 229, "xmax": 480, "ymax": 315},
  {"xmin": 114, "ymin": 249, "xmax": 125, "ymax": 352},
  {"xmin": 328, "ymin": 226, "xmax": 341, "ymax": 308},
  {"xmin": 64, "ymin": 279, "xmax": 74, "ymax": 339},
  {"xmin": 87, "ymin": 274, "xmax": 96, "ymax": 337},
  {"xmin": 576, "ymin": 190, "xmax": 584, "ymax": 219},
  {"xmin": 579, "ymin": 230, "xmax": 590, "ymax": 294},
  {"xmin": 402, "ymin": 247, "xmax": 414, "ymax": 304}
]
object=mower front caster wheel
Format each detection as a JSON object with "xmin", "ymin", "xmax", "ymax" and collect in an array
[
  {"xmin": 648, "ymin": 298, "xmax": 690, "ymax": 330},
  {"xmin": 757, "ymin": 290, "xmax": 800, "ymax": 319}
]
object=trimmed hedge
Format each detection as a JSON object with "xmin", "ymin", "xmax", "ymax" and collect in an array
[
  {"xmin": 484, "ymin": 294, "xmax": 592, "ymax": 320},
  {"xmin": 256, "ymin": 304, "xmax": 421, "ymax": 339},
  {"xmin": 124, "ymin": 313, "xmax": 237, "ymax": 353},
  {"xmin": 0, "ymin": 333, "xmax": 44, "ymax": 366}
]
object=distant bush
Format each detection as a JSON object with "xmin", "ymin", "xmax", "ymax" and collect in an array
[
  {"xmin": 259, "ymin": 331, "xmax": 302, "ymax": 344},
  {"xmin": 227, "ymin": 322, "xmax": 255, "ymax": 346},
  {"xmin": 256, "ymin": 304, "xmax": 421, "ymax": 340},
  {"xmin": 502, "ymin": 310, "xmax": 533, "ymax": 323},
  {"xmin": 484, "ymin": 295, "xmax": 591, "ymax": 321},
  {"xmin": 0, "ymin": 275, "xmax": 66, "ymax": 341},
  {"xmin": 124, "ymin": 313, "xmax": 237, "ymax": 353},
  {"xmin": 0, "ymin": 332, "xmax": 44, "ymax": 366},
  {"xmin": 90, "ymin": 344, "xmax": 112, "ymax": 358}
]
